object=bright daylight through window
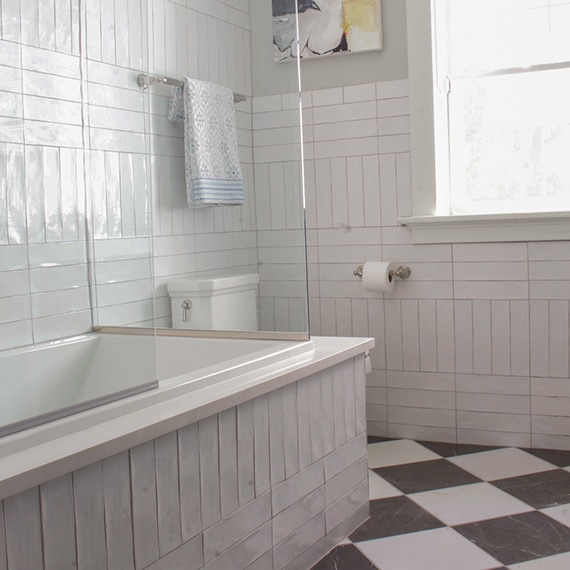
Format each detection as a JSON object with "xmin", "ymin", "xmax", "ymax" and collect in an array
[{"xmin": 434, "ymin": 0, "xmax": 570, "ymax": 216}]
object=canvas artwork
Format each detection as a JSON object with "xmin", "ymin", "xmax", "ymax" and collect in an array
[{"xmin": 272, "ymin": 0, "xmax": 383, "ymax": 62}]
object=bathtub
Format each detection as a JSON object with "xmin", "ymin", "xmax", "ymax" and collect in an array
[
  {"xmin": 0, "ymin": 331, "xmax": 313, "ymax": 438},
  {"xmin": 0, "ymin": 333, "xmax": 374, "ymax": 570}
]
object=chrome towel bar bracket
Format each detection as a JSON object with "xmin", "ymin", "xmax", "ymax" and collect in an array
[{"xmin": 136, "ymin": 73, "xmax": 247, "ymax": 103}]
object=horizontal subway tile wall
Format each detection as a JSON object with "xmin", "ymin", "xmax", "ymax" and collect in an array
[
  {"xmin": 303, "ymin": 79, "xmax": 570, "ymax": 448},
  {"xmin": 0, "ymin": 357, "xmax": 368, "ymax": 570}
]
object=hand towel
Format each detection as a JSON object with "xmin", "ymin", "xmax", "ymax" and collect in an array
[{"xmin": 168, "ymin": 78, "xmax": 245, "ymax": 207}]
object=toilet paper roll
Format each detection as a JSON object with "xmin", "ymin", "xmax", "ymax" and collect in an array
[{"xmin": 361, "ymin": 261, "xmax": 396, "ymax": 293}]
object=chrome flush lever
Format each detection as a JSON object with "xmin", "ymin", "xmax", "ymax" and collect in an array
[{"xmin": 181, "ymin": 299, "xmax": 193, "ymax": 322}]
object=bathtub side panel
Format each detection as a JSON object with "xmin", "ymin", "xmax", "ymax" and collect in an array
[
  {"xmin": 3, "ymin": 488, "xmax": 43, "ymax": 570},
  {"xmin": 40, "ymin": 474, "xmax": 77, "ymax": 570},
  {"xmin": 0, "ymin": 502, "xmax": 5, "ymax": 570},
  {"xmin": 0, "ymin": 355, "xmax": 369, "ymax": 570}
]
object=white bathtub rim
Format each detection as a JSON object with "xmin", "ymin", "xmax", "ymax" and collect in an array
[{"xmin": 0, "ymin": 336, "xmax": 374, "ymax": 501}]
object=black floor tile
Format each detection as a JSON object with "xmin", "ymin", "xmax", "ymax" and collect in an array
[
  {"xmin": 418, "ymin": 440, "xmax": 499, "ymax": 458},
  {"xmin": 367, "ymin": 436, "xmax": 392, "ymax": 444},
  {"xmin": 524, "ymin": 447, "xmax": 570, "ymax": 467},
  {"xmin": 310, "ymin": 544, "xmax": 379, "ymax": 570},
  {"xmin": 349, "ymin": 496, "xmax": 444, "ymax": 542},
  {"xmin": 373, "ymin": 458, "xmax": 481, "ymax": 494},
  {"xmin": 493, "ymin": 468, "xmax": 570, "ymax": 508},
  {"xmin": 455, "ymin": 511, "xmax": 570, "ymax": 565}
]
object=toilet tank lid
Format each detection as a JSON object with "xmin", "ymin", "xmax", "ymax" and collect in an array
[{"xmin": 167, "ymin": 273, "xmax": 259, "ymax": 294}]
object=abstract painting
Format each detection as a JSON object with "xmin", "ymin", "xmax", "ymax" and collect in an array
[{"xmin": 273, "ymin": 0, "xmax": 382, "ymax": 61}]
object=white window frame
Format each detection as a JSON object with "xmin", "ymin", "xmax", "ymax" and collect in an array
[{"xmin": 400, "ymin": 0, "xmax": 570, "ymax": 244}]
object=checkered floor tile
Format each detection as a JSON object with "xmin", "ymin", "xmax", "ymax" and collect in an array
[{"xmin": 310, "ymin": 438, "xmax": 570, "ymax": 570}]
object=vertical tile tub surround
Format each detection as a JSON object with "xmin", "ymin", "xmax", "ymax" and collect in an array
[
  {"xmin": 0, "ymin": 355, "xmax": 369, "ymax": 570},
  {"xmin": 294, "ymin": 78, "xmax": 570, "ymax": 449},
  {"xmin": 0, "ymin": 0, "xmax": 262, "ymax": 341}
]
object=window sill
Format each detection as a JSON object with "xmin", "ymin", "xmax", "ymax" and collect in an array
[{"xmin": 398, "ymin": 212, "xmax": 570, "ymax": 244}]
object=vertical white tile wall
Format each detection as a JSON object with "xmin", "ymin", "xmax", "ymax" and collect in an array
[
  {"xmin": 0, "ymin": 356, "xmax": 368, "ymax": 570},
  {"xmin": 302, "ymin": 78, "xmax": 570, "ymax": 449},
  {"xmin": 251, "ymin": 92, "xmax": 309, "ymax": 332},
  {"xmin": 147, "ymin": 0, "xmax": 259, "ymax": 328},
  {"xmin": 0, "ymin": 2, "xmax": 90, "ymax": 348}
]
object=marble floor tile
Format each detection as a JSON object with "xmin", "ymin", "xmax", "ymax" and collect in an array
[
  {"xmin": 367, "ymin": 436, "xmax": 391, "ymax": 444},
  {"xmin": 418, "ymin": 440, "xmax": 499, "ymax": 458},
  {"xmin": 367, "ymin": 470, "xmax": 402, "ymax": 501},
  {"xmin": 410, "ymin": 482, "xmax": 533, "ymax": 526},
  {"xmin": 311, "ymin": 544, "xmax": 379, "ymax": 569},
  {"xmin": 310, "ymin": 440, "xmax": 570, "ymax": 570},
  {"xmin": 541, "ymin": 504, "xmax": 570, "ymax": 527},
  {"xmin": 367, "ymin": 439, "xmax": 440, "ymax": 469},
  {"xmin": 448, "ymin": 448, "xmax": 556, "ymax": 481},
  {"xmin": 455, "ymin": 511, "xmax": 570, "ymax": 566},
  {"xmin": 373, "ymin": 458, "xmax": 481, "ymax": 494},
  {"xmin": 493, "ymin": 469, "xmax": 570, "ymax": 508},
  {"xmin": 355, "ymin": 527, "xmax": 502, "ymax": 570},
  {"xmin": 508, "ymin": 551, "xmax": 570, "ymax": 569},
  {"xmin": 349, "ymin": 496, "xmax": 443, "ymax": 542},
  {"xmin": 523, "ymin": 448, "xmax": 570, "ymax": 468}
]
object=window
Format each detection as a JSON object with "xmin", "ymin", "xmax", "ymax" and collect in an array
[{"xmin": 402, "ymin": 0, "xmax": 570, "ymax": 243}]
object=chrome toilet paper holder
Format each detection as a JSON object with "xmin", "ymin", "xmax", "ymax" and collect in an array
[{"xmin": 353, "ymin": 264, "xmax": 412, "ymax": 280}]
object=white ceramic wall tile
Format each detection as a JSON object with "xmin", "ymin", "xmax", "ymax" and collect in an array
[
  {"xmin": 272, "ymin": 461, "xmax": 324, "ymax": 516},
  {"xmin": 155, "ymin": 432, "xmax": 182, "ymax": 556},
  {"xmin": 458, "ymin": 429, "xmax": 531, "ymax": 448},
  {"xmin": 273, "ymin": 513, "xmax": 325, "ymax": 570},
  {"xmin": 177, "ymin": 423, "xmax": 202, "ymax": 542},
  {"xmin": 73, "ymin": 463, "xmax": 108, "ymax": 570},
  {"xmin": 203, "ymin": 492, "xmax": 271, "ymax": 563},
  {"xmin": 458, "ymin": 374, "xmax": 529, "ymax": 396},
  {"xmin": 146, "ymin": 536, "xmax": 203, "ymax": 570},
  {"xmin": 130, "ymin": 441, "xmax": 160, "ymax": 569},
  {"xmin": 206, "ymin": 521, "xmax": 272, "ymax": 570},
  {"xmin": 199, "ymin": 415, "xmax": 221, "ymax": 530},
  {"xmin": 3, "ymin": 488, "xmax": 43, "ymax": 570},
  {"xmin": 237, "ymin": 400, "xmax": 255, "ymax": 504},
  {"xmin": 325, "ymin": 479, "xmax": 368, "ymax": 537},
  {"xmin": 530, "ymin": 300, "xmax": 551, "ymax": 378},
  {"xmin": 102, "ymin": 452, "xmax": 135, "ymax": 570},
  {"xmin": 549, "ymin": 301, "xmax": 569, "ymax": 378},
  {"xmin": 273, "ymin": 486, "xmax": 324, "ymax": 546},
  {"xmin": 457, "ymin": 410, "xmax": 530, "ymax": 434},
  {"xmin": 218, "ymin": 407, "xmax": 239, "ymax": 517},
  {"xmin": 473, "ymin": 300, "xmax": 492, "ymax": 375},
  {"xmin": 0, "ymin": 502, "xmax": 5, "ymax": 570}
]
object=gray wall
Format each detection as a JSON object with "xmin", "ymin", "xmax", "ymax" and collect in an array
[{"xmin": 250, "ymin": 0, "xmax": 408, "ymax": 95}]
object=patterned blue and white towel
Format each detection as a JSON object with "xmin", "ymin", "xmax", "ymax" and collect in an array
[{"xmin": 168, "ymin": 78, "xmax": 244, "ymax": 207}]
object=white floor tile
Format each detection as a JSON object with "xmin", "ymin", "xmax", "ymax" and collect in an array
[
  {"xmin": 367, "ymin": 439, "xmax": 440, "ymax": 469},
  {"xmin": 448, "ymin": 448, "xmax": 556, "ymax": 481},
  {"xmin": 409, "ymin": 482, "xmax": 533, "ymax": 526},
  {"xmin": 540, "ymin": 504, "xmax": 570, "ymax": 527},
  {"xmin": 508, "ymin": 551, "xmax": 570, "ymax": 569},
  {"xmin": 355, "ymin": 527, "xmax": 502, "ymax": 570},
  {"xmin": 368, "ymin": 470, "xmax": 402, "ymax": 500}
]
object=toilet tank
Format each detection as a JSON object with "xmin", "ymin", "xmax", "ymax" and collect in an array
[{"xmin": 167, "ymin": 273, "xmax": 259, "ymax": 331}]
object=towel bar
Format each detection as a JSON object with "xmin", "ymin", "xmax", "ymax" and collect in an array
[{"xmin": 136, "ymin": 73, "xmax": 247, "ymax": 103}]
